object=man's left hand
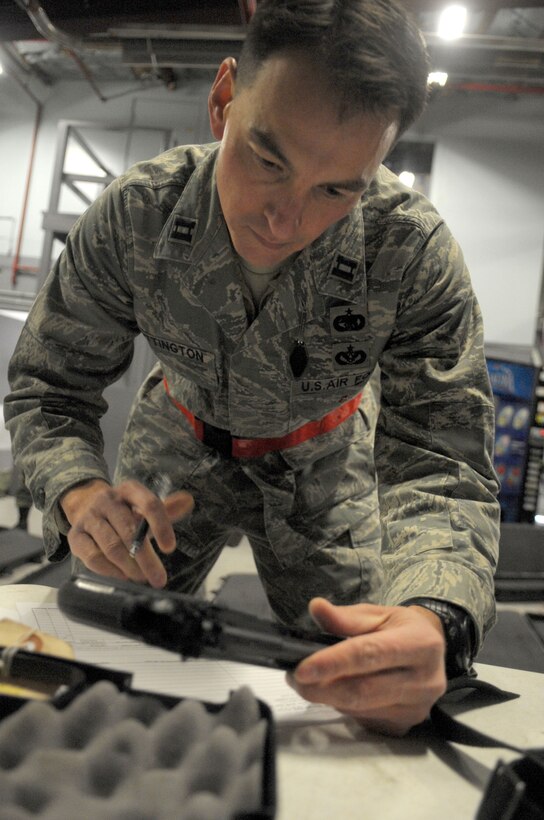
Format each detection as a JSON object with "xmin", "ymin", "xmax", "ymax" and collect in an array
[{"xmin": 288, "ymin": 598, "xmax": 448, "ymax": 736}]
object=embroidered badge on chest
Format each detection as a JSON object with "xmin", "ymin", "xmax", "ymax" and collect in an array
[
  {"xmin": 169, "ymin": 215, "xmax": 198, "ymax": 245},
  {"xmin": 333, "ymin": 342, "xmax": 368, "ymax": 368},
  {"xmin": 330, "ymin": 305, "xmax": 367, "ymax": 338}
]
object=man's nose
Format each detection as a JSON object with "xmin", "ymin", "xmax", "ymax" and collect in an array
[{"xmin": 263, "ymin": 194, "xmax": 304, "ymax": 240}]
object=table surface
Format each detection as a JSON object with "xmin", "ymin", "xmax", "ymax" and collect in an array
[{"xmin": 2, "ymin": 585, "xmax": 543, "ymax": 820}]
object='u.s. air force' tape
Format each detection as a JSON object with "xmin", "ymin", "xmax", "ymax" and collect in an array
[{"xmin": 291, "ymin": 372, "xmax": 368, "ymax": 396}]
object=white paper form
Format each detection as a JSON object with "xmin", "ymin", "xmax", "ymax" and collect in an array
[
  {"xmin": 0, "ymin": 606, "xmax": 19, "ymax": 622},
  {"xmin": 13, "ymin": 601, "xmax": 339, "ymax": 722}
]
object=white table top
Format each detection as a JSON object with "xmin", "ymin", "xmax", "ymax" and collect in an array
[
  {"xmin": 275, "ymin": 661, "xmax": 544, "ymax": 820},
  {"xmin": 2, "ymin": 584, "xmax": 543, "ymax": 819}
]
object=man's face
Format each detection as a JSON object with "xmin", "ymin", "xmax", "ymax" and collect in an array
[{"xmin": 209, "ymin": 52, "xmax": 398, "ymax": 269}]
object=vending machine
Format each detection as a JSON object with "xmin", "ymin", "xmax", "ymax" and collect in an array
[{"xmin": 485, "ymin": 344, "xmax": 544, "ymax": 523}]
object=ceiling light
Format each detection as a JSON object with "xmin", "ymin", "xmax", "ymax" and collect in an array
[
  {"xmin": 0, "ymin": 63, "xmax": 4, "ymax": 76},
  {"xmin": 428, "ymin": 71, "xmax": 449, "ymax": 87},
  {"xmin": 399, "ymin": 171, "xmax": 415, "ymax": 188},
  {"xmin": 437, "ymin": 5, "xmax": 467, "ymax": 40}
]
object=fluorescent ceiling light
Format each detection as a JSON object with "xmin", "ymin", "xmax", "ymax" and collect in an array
[
  {"xmin": 398, "ymin": 171, "xmax": 415, "ymax": 188},
  {"xmin": 437, "ymin": 5, "xmax": 467, "ymax": 40},
  {"xmin": 428, "ymin": 71, "xmax": 449, "ymax": 87}
]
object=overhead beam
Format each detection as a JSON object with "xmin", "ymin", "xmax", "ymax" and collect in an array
[
  {"xmin": 402, "ymin": 0, "xmax": 544, "ymax": 10},
  {"xmin": 424, "ymin": 33, "xmax": 544, "ymax": 54}
]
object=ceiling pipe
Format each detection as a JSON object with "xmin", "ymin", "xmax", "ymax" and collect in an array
[
  {"xmin": 63, "ymin": 48, "xmax": 108, "ymax": 102},
  {"xmin": 0, "ymin": 54, "xmax": 44, "ymax": 285},
  {"xmin": 11, "ymin": 102, "xmax": 42, "ymax": 285},
  {"xmin": 424, "ymin": 32, "xmax": 544, "ymax": 54},
  {"xmin": 14, "ymin": 0, "xmax": 86, "ymax": 51},
  {"xmin": 450, "ymin": 81, "xmax": 544, "ymax": 94},
  {"xmin": 404, "ymin": 0, "xmax": 544, "ymax": 10},
  {"xmin": 13, "ymin": 0, "xmax": 168, "ymax": 100},
  {"xmin": 3, "ymin": 69, "xmax": 44, "ymax": 286},
  {"xmin": 14, "ymin": 0, "xmax": 111, "ymax": 102}
]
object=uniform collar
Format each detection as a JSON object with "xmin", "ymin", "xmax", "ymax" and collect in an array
[
  {"xmin": 154, "ymin": 145, "xmax": 230, "ymax": 270},
  {"xmin": 308, "ymin": 198, "xmax": 366, "ymax": 304}
]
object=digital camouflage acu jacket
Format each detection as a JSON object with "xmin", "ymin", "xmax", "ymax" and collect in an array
[{"xmin": 5, "ymin": 144, "xmax": 500, "ymax": 646}]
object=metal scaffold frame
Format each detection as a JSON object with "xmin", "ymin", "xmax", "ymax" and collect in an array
[{"xmin": 38, "ymin": 119, "xmax": 173, "ymax": 287}]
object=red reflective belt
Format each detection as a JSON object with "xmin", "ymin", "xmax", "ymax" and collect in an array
[{"xmin": 163, "ymin": 377, "xmax": 362, "ymax": 459}]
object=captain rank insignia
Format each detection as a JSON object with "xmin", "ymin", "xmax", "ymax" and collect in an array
[{"xmin": 169, "ymin": 215, "xmax": 198, "ymax": 245}]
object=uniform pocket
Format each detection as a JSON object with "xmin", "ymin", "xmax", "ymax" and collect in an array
[{"xmin": 385, "ymin": 510, "xmax": 454, "ymax": 555}]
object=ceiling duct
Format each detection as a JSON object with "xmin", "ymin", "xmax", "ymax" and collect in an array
[{"xmin": 121, "ymin": 36, "xmax": 243, "ymax": 71}]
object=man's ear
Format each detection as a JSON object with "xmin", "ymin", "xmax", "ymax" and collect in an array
[{"xmin": 208, "ymin": 58, "xmax": 237, "ymax": 139}]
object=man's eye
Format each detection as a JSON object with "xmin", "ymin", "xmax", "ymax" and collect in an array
[
  {"xmin": 322, "ymin": 186, "xmax": 345, "ymax": 199},
  {"xmin": 253, "ymin": 149, "xmax": 280, "ymax": 172}
]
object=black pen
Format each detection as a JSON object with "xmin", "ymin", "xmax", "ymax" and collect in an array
[{"xmin": 129, "ymin": 473, "xmax": 173, "ymax": 558}]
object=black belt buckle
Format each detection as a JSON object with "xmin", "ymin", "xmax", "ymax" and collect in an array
[{"xmin": 201, "ymin": 420, "xmax": 233, "ymax": 458}]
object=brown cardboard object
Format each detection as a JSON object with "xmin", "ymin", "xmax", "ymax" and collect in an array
[{"xmin": 0, "ymin": 618, "xmax": 74, "ymax": 700}]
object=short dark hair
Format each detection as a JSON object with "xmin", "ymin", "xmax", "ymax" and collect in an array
[{"xmin": 237, "ymin": 0, "xmax": 429, "ymax": 135}]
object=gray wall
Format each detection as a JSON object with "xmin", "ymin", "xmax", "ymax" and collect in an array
[{"xmin": 407, "ymin": 91, "xmax": 544, "ymax": 346}]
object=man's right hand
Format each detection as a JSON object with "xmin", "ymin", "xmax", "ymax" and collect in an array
[{"xmin": 60, "ymin": 479, "xmax": 194, "ymax": 588}]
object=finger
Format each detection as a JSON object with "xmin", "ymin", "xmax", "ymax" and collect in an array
[
  {"xmin": 288, "ymin": 669, "xmax": 443, "ymax": 734},
  {"xmin": 129, "ymin": 492, "xmax": 193, "ymax": 588},
  {"xmin": 308, "ymin": 597, "xmax": 389, "ymax": 637},
  {"xmin": 295, "ymin": 631, "xmax": 398, "ymax": 685},
  {"xmin": 290, "ymin": 667, "xmax": 417, "ymax": 712},
  {"xmin": 122, "ymin": 490, "xmax": 193, "ymax": 555},
  {"xmin": 164, "ymin": 491, "xmax": 194, "ymax": 523},
  {"xmin": 296, "ymin": 613, "xmax": 446, "ymax": 684},
  {"xmin": 355, "ymin": 714, "xmax": 418, "ymax": 738},
  {"xmin": 132, "ymin": 544, "xmax": 168, "ymax": 588},
  {"xmin": 288, "ymin": 670, "xmax": 390, "ymax": 716},
  {"xmin": 69, "ymin": 530, "xmax": 143, "ymax": 583},
  {"xmin": 72, "ymin": 511, "xmax": 156, "ymax": 585}
]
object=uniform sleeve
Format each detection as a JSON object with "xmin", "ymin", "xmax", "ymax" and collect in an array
[
  {"xmin": 375, "ymin": 220, "xmax": 500, "ymax": 649},
  {"xmin": 4, "ymin": 178, "xmax": 138, "ymax": 561}
]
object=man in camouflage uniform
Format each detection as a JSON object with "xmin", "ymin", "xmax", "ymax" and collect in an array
[{"xmin": 5, "ymin": 0, "xmax": 499, "ymax": 735}]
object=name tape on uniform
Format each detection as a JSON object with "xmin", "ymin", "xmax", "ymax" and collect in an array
[{"xmin": 143, "ymin": 332, "xmax": 214, "ymax": 366}]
